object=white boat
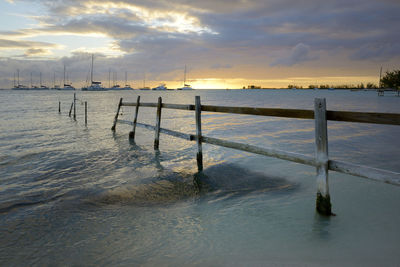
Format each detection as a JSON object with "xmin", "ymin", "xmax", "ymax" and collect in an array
[
  {"xmin": 60, "ymin": 65, "xmax": 75, "ymax": 90},
  {"xmin": 82, "ymin": 54, "xmax": 107, "ymax": 91},
  {"xmin": 12, "ymin": 69, "xmax": 28, "ymax": 90},
  {"xmin": 177, "ymin": 65, "xmax": 193, "ymax": 90},
  {"xmin": 122, "ymin": 72, "xmax": 133, "ymax": 90},
  {"xmin": 35, "ymin": 72, "xmax": 50, "ymax": 90},
  {"xmin": 109, "ymin": 72, "xmax": 133, "ymax": 90},
  {"xmin": 138, "ymin": 73, "xmax": 150, "ymax": 90},
  {"xmin": 152, "ymin": 83, "xmax": 167, "ymax": 90}
]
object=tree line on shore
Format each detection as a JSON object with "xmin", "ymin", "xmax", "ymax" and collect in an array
[{"xmin": 287, "ymin": 69, "xmax": 400, "ymax": 90}]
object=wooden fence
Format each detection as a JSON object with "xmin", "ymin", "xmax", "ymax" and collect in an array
[
  {"xmin": 61, "ymin": 93, "xmax": 87, "ymax": 125},
  {"xmin": 111, "ymin": 96, "xmax": 400, "ymax": 216}
]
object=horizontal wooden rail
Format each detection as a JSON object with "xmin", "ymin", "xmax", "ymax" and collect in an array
[
  {"xmin": 328, "ymin": 160, "xmax": 400, "ymax": 186},
  {"xmin": 121, "ymin": 101, "xmax": 400, "ymax": 125},
  {"xmin": 327, "ymin": 111, "xmax": 400, "ymax": 125},
  {"xmin": 114, "ymin": 96, "xmax": 400, "ymax": 215},
  {"xmin": 117, "ymin": 118, "xmax": 400, "ymax": 186}
]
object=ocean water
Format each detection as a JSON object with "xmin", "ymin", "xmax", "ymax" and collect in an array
[{"xmin": 0, "ymin": 89, "xmax": 399, "ymax": 266}]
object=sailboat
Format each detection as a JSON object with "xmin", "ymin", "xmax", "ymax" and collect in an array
[
  {"xmin": 12, "ymin": 69, "xmax": 28, "ymax": 90},
  {"xmin": 109, "ymin": 72, "xmax": 121, "ymax": 90},
  {"xmin": 38, "ymin": 72, "xmax": 50, "ymax": 90},
  {"xmin": 139, "ymin": 73, "xmax": 150, "ymax": 90},
  {"xmin": 123, "ymin": 71, "xmax": 133, "ymax": 90},
  {"xmin": 82, "ymin": 54, "xmax": 107, "ymax": 91},
  {"xmin": 177, "ymin": 65, "xmax": 193, "ymax": 90},
  {"xmin": 61, "ymin": 65, "xmax": 75, "ymax": 90}
]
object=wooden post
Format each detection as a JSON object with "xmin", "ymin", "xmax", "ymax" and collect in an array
[
  {"xmin": 73, "ymin": 93, "xmax": 76, "ymax": 121},
  {"xmin": 195, "ymin": 96, "xmax": 203, "ymax": 171},
  {"xmin": 85, "ymin": 101, "xmax": 87, "ymax": 125},
  {"xmin": 59, "ymin": 101, "xmax": 61, "ymax": 113},
  {"xmin": 154, "ymin": 97, "xmax": 162, "ymax": 150},
  {"xmin": 69, "ymin": 102, "xmax": 73, "ymax": 117},
  {"xmin": 314, "ymin": 98, "xmax": 332, "ymax": 216},
  {"xmin": 129, "ymin": 96, "xmax": 141, "ymax": 140},
  {"xmin": 111, "ymin": 98, "xmax": 123, "ymax": 131}
]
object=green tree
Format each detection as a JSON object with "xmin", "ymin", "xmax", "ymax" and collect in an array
[{"xmin": 380, "ymin": 69, "xmax": 400, "ymax": 89}]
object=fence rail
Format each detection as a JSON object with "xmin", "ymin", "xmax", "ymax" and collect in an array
[{"xmin": 112, "ymin": 96, "xmax": 400, "ymax": 216}]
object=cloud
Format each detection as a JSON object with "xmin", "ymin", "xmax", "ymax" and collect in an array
[
  {"xmin": 1, "ymin": 0, "xmax": 400, "ymax": 88},
  {"xmin": 0, "ymin": 39, "xmax": 57, "ymax": 49},
  {"xmin": 270, "ymin": 43, "xmax": 317, "ymax": 66},
  {"xmin": 24, "ymin": 48, "xmax": 50, "ymax": 56}
]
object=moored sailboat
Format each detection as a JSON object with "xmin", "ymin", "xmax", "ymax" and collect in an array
[
  {"xmin": 82, "ymin": 54, "xmax": 107, "ymax": 91},
  {"xmin": 177, "ymin": 65, "xmax": 193, "ymax": 90}
]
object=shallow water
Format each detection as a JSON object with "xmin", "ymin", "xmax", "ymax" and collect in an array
[{"xmin": 0, "ymin": 89, "xmax": 399, "ymax": 266}]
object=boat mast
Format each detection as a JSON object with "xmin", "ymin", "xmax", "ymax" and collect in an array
[
  {"xmin": 13, "ymin": 72, "xmax": 16, "ymax": 88},
  {"xmin": 91, "ymin": 54, "xmax": 94, "ymax": 84},
  {"xmin": 64, "ymin": 65, "xmax": 66, "ymax": 86},
  {"xmin": 17, "ymin": 69, "xmax": 20, "ymax": 86},
  {"xmin": 183, "ymin": 65, "xmax": 187, "ymax": 86},
  {"xmin": 125, "ymin": 71, "xmax": 127, "ymax": 86},
  {"xmin": 30, "ymin": 72, "xmax": 33, "ymax": 88},
  {"xmin": 53, "ymin": 72, "xmax": 56, "ymax": 88},
  {"xmin": 40, "ymin": 72, "xmax": 42, "ymax": 87},
  {"xmin": 108, "ymin": 68, "xmax": 111, "ymax": 88}
]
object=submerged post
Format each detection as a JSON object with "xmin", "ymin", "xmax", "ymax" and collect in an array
[
  {"xmin": 85, "ymin": 101, "xmax": 87, "ymax": 125},
  {"xmin": 111, "ymin": 98, "xmax": 123, "ymax": 131},
  {"xmin": 154, "ymin": 97, "xmax": 162, "ymax": 149},
  {"xmin": 59, "ymin": 101, "xmax": 61, "ymax": 113},
  {"xmin": 195, "ymin": 96, "xmax": 203, "ymax": 171},
  {"xmin": 314, "ymin": 98, "xmax": 332, "ymax": 216},
  {"xmin": 73, "ymin": 93, "xmax": 76, "ymax": 121},
  {"xmin": 69, "ymin": 102, "xmax": 73, "ymax": 117},
  {"xmin": 129, "ymin": 96, "xmax": 141, "ymax": 140}
]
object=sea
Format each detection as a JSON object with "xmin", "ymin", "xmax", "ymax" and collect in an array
[{"xmin": 0, "ymin": 89, "xmax": 399, "ymax": 266}]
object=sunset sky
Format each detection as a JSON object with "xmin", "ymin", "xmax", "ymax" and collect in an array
[{"xmin": 1, "ymin": 0, "xmax": 399, "ymax": 89}]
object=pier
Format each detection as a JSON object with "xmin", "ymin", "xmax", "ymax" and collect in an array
[{"xmin": 112, "ymin": 96, "xmax": 400, "ymax": 216}]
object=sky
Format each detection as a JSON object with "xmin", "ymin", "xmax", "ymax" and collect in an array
[{"xmin": 0, "ymin": 0, "xmax": 400, "ymax": 89}]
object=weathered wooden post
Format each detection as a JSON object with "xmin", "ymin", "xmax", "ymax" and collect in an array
[
  {"xmin": 154, "ymin": 97, "xmax": 162, "ymax": 150},
  {"xmin": 85, "ymin": 101, "xmax": 87, "ymax": 125},
  {"xmin": 73, "ymin": 93, "xmax": 76, "ymax": 121},
  {"xmin": 69, "ymin": 102, "xmax": 73, "ymax": 117},
  {"xmin": 195, "ymin": 96, "xmax": 203, "ymax": 171},
  {"xmin": 111, "ymin": 98, "xmax": 123, "ymax": 131},
  {"xmin": 314, "ymin": 98, "xmax": 332, "ymax": 215},
  {"xmin": 59, "ymin": 101, "xmax": 61, "ymax": 113},
  {"xmin": 129, "ymin": 96, "xmax": 141, "ymax": 140}
]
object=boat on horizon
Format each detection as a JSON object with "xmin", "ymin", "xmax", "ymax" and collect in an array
[
  {"xmin": 12, "ymin": 69, "xmax": 29, "ymax": 90},
  {"xmin": 177, "ymin": 65, "xmax": 193, "ymax": 90},
  {"xmin": 152, "ymin": 83, "xmax": 167, "ymax": 90},
  {"xmin": 109, "ymin": 71, "xmax": 133, "ymax": 90},
  {"xmin": 82, "ymin": 54, "xmax": 107, "ymax": 91},
  {"xmin": 138, "ymin": 72, "xmax": 150, "ymax": 90},
  {"xmin": 60, "ymin": 65, "xmax": 75, "ymax": 90}
]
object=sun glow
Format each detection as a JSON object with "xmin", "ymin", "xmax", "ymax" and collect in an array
[{"xmin": 81, "ymin": 1, "xmax": 216, "ymax": 34}]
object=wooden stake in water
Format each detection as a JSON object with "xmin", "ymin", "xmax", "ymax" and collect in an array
[
  {"xmin": 69, "ymin": 102, "xmax": 73, "ymax": 117},
  {"xmin": 154, "ymin": 97, "xmax": 162, "ymax": 150},
  {"xmin": 195, "ymin": 96, "xmax": 203, "ymax": 171},
  {"xmin": 129, "ymin": 95, "xmax": 141, "ymax": 140},
  {"xmin": 111, "ymin": 98, "xmax": 123, "ymax": 131},
  {"xmin": 73, "ymin": 93, "xmax": 76, "ymax": 121},
  {"xmin": 85, "ymin": 101, "xmax": 87, "ymax": 125},
  {"xmin": 59, "ymin": 101, "xmax": 61, "ymax": 113},
  {"xmin": 314, "ymin": 98, "xmax": 332, "ymax": 215}
]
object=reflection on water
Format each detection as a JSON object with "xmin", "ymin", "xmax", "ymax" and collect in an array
[{"xmin": 0, "ymin": 89, "xmax": 399, "ymax": 266}]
